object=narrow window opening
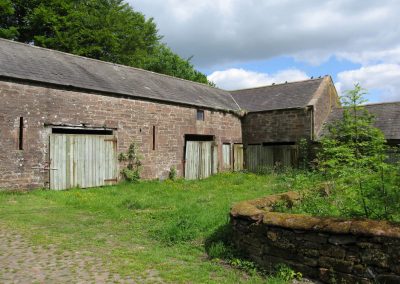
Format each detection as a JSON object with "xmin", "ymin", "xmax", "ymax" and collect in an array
[
  {"xmin": 18, "ymin": 117, "xmax": 24, "ymax": 150},
  {"xmin": 152, "ymin": 125, "xmax": 156, "ymax": 150},
  {"xmin": 185, "ymin": 134, "xmax": 214, "ymax": 142},
  {"xmin": 197, "ymin": 109, "xmax": 204, "ymax": 121}
]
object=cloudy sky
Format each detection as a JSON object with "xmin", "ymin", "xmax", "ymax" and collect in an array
[{"xmin": 131, "ymin": 0, "xmax": 400, "ymax": 103}]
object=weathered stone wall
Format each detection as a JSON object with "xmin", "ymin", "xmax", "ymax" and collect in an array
[
  {"xmin": 0, "ymin": 79, "xmax": 242, "ymax": 189},
  {"xmin": 241, "ymin": 108, "xmax": 312, "ymax": 145},
  {"xmin": 311, "ymin": 77, "xmax": 339, "ymax": 138},
  {"xmin": 230, "ymin": 193, "xmax": 400, "ymax": 284}
]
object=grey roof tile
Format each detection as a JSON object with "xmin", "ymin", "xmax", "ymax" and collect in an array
[
  {"xmin": 321, "ymin": 102, "xmax": 400, "ymax": 140},
  {"xmin": 0, "ymin": 39, "xmax": 240, "ymax": 111},
  {"xmin": 230, "ymin": 78, "xmax": 325, "ymax": 112}
]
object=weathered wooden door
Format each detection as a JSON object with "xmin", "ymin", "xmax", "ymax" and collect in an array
[
  {"xmin": 233, "ymin": 144, "xmax": 244, "ymax": 171},
  {"xmin": 245, "ymin": 144, "xmax": 298, "ymax": 172},
  {"xmin": 50, "ymin": 134, "xmax": 118, "ymax": 190},
  {"xmin": 222, "ymin": 144, "xmax": 231, "ymax": 169},
  {"xmin": 185, "ymin": 141, "xmax": 213, "ymax": 179}
]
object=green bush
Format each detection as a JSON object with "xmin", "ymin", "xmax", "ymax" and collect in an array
[
  {"xmin": 275, "ymin": 85, "xmax": 400, "ymax": 222},
  {"xmin": 118, "ymin": 142, "xmax": 142, "ymax": 182},
  {"xmin": 168, "ymin": 166, "xmax": 177, "ymax": 180},
  {"xmin": 273, "ymin": 264, "xmax": 302, "ymax": 282}
]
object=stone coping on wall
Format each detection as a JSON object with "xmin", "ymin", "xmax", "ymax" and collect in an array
[
  {"xmin": 230, "ymin": 191, "xmax": 400, "ymax": 238},
  {"xmin": 230, "ymin": 192, "xmax": 400, "ymax": 283}
]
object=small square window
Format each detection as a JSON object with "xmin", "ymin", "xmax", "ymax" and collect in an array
[{"xmin": 197, "ymin": 110, "xmax": 204, "ymax": 121}]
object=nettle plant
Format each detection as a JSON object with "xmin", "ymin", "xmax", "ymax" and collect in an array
[
  {"xmin": 317, "ymin": 84, "xmax": 399, "ymax": 220},
  {"xmin": 118, "ymin": 142, "xmax": 142, "ymax": 182}
]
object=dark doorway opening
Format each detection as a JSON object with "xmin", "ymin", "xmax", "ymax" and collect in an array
[
  {"xmin": 52, "ymin": 128, "xmax": 113, "ymax": 135},
  {"xmin": 185, "ymin": 134, "xmax": 214, "ymax": 142}
]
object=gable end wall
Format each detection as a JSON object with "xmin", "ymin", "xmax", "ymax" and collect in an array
[{"xmin": 312, "ymin": 78, "xmax": 340, "ymax": 138}]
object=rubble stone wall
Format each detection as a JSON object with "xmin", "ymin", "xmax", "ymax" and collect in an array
[
  {"xmin": 0, "ymin": 79, "xmax": 242, "ymax": 189},
  {"xmin": 230, "ymin": 193, "xmax": 400, "ymax": 283}
]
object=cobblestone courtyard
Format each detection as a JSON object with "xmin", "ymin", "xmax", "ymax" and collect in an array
[{"xmin": 0, "ymin": 224, "xmax": 163, "ymax": 283}]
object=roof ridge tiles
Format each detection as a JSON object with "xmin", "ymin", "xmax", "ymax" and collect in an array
[
  {"xmin": 0, "ymin": 38, "xmax": 221, "ymax": 91},
  {"xmin": 229, "ymin": 76, "xmax": 327, "ymax": 93},
  {"xmin": 0, "ymin": 38, "xmax": 241, "ymax": 112},
  {"xmin": 363, "ymin": 101, "xmax": 400, "ymax": 106}
]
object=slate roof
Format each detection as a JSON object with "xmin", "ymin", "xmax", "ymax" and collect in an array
[
  {"xmin": 230, "ymin": 77, "xmax": 326, "ymax": 112},
  {"xmin": 0, "ymin": 39, "xmax": 240, "ymax": 111},
  {"xmin": 322, "ymin": 102, "xmax": 400, "ymax": 140}
]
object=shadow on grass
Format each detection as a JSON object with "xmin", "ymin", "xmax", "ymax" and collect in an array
[
  {"xmin": 205, "ymin": 223, "xmax": 299, "ymax": 284},
  {"xmin": 204, "ymin": 222, "xmax": 264, "ymax": 276},
  {"xmin": 204, "ymin": 223, "xmax": 234, "ymax": 257}
]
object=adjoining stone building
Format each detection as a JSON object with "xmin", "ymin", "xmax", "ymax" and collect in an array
[
  {"xmin": 0, "ymin": 39, "xmax": 398, "ymax": 190},
  {"xmin": 231, "ymin": 76, "xmax": 339, "ymax": 170},
  {"xmin": 325, "ymin": 102, "xmax": 400, "ymax": 147}
]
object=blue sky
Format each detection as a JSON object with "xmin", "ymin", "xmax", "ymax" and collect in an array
[
  {"xmin": 131, "ymin": 0, "xmax": 400, "ymax": 103},
  {"xmin": 200, "ymin": 56, "xmax": 360, "ymax": 78}
]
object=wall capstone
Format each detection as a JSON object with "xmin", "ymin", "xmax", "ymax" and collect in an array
[{"xmin": 230, "ymin": 192, "xmax": 400, "ymax": 284}]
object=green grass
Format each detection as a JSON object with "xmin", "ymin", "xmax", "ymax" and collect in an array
[
  {"xmin": 271, "ymin": 170, "xmax": 400, "ymax": 222},
  {"xmin": 0, "ymin": 172, "xmax": 290, "ymax": 283}
]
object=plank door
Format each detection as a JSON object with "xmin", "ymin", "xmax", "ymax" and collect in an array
[
  {"xmin": 233, "ymin": 144, "xmax": 243, "ymax": 171},
  {"xmin": 245, "ymin": 145, "xmax": 262, "ymax": 172},
  {"xmin": 222, "ymin": 144, "xmax": 232, "ymax": 169},
  {"xmin": 50, "ymin": 134, "xmax": 118, "ymax": 190},
  {"xmin": 185, "ymin": 141, "xmax": 213, "ymax": 180},
  {"xmin": 245, "ymin": 145, "xmax": 273, "ymax": 172}
]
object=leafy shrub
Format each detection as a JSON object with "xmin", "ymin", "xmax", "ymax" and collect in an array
[
  {"xmin": 168, "ymin": 166, "xmax": 177, "ymax": 180},
  {"xmin": 273, "ymin": 264, "xmax": 302, "ymax": 281},
  {"xmin": 230, "ymin": 258, "xmax": 259, "ymax": 275},
  {"xmin": 316, "ymin": 84, "xmax": 399, "ymax": 220},
  {"xmin": 276, "ymin": 85, "xmax": 400, "ymax": 222},
  {"xmin": 118, "ymin": 142, "xmax": 142, "ymax": 182}
]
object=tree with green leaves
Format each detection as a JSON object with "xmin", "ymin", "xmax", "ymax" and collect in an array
[
  {"xmin": 142, "ymin": 44, "xmax": 213, "ymax": 85},
  {"xmin": 318, "ymin": 84, "xmax": 399, "ymax": 219},
  {"xmin": 319, "ymin": 84, "xmax": 387, "ymax": 176},
  {"xmin": 0, "ymin": 0, "xmax": 213, "ymax": 85}
]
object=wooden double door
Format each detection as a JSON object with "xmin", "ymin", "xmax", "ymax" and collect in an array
[{"xmin": 49, "ymin": 134, "xmax": 118, "ymax": 190}]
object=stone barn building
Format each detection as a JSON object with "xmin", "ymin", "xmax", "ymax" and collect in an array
[
  {"xmin": 0, "ymin": 39, "xmax": 398, "ymax": 190},
  {"xmin": 231, "ymin": 76, "xmax": 338, "ymax": 170}
]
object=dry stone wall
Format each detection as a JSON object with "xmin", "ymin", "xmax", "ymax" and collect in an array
[{"xmin": 230, "ymin": 193, "xmax": 400, "ymax": 284}]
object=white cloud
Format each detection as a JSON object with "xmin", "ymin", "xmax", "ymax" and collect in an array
[
  {"xmin": 131, "ymin": 0, "xmax": 400, "ymax": 67},
  {"xmin": 336, "ymin": 47, "xmax": 400, "ymax": 65},
  {"xmin": 337, "ymin": 64, "xmax": 400, "ymax": 102},
  {"xmin": 129, "ymin": 0, "xmax": 400, "ymax": 102},
  {"xmin": 208, "ymin": 68, "xmax": 309, "ymax": 90}
]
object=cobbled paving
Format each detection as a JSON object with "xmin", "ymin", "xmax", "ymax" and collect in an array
[{"xmin": 0, "ymin": 224, "xmax": 163, "ymax": 284}]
